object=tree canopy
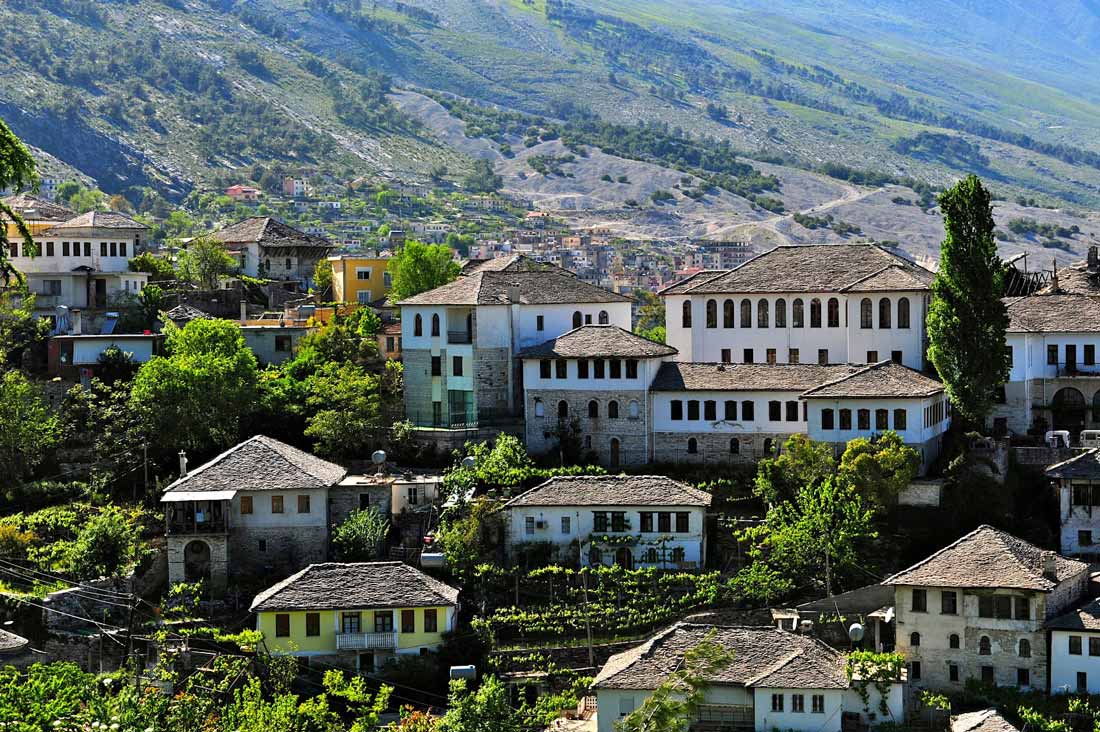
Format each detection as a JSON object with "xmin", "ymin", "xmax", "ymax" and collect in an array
[
  {"xmin": 176, "ymin": 235, "xmax": 237, "ymax": 289},
  {"xmin": 462, "ymin": 159, "xmax": 502, "ymax": 193},
  {"xmin": 0, "ymin": 369, "xmax": 61, "ymax": 485},
  {"xmin": 0, "ymin": 116, "xmax": 37, "ymax": 283},
  {"xmin": 387, "ymin": 240, "xmax": 461, "ymax": 302}
]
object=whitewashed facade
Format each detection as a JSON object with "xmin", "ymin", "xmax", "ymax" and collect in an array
[{"xmin": 1049, "ymin": 599, "xmax": 1100, "ymax": 694}]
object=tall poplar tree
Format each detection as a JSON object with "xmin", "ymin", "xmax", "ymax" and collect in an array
[{"xmin": 927, "ymin": 175, "xmax": 1010, "ymax": 426}]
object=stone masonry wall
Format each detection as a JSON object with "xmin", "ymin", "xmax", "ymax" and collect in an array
[
  {"xmin": 329, "ymin": 484, "xmax": 392, "ymax": 528},
  {"xmin": 403, "ymin": 348, "xmax": 437, "ymax": 424},
  {"xmin": 525, "ymin": 389, "xmax": 648, "ymax": 467},
  {"xmin": 166, "ymin": 534, "xmax": 229, "ymax": 594},
  {"xmin": 229, "ymin": 526, "xmax": 327, "ymax": 580},
  {"xmin": 475, "ymin": 347, "xmax": 513, "ymax": 419},
  {"xmin": 651, "ymin": 430, "xmax": 788, "ymax": 466}
]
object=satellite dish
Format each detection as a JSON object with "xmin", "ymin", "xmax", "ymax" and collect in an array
[
  {"xmin": 372, "ymin": 450, "xmax": 387, "ymax": 465},
  {"xmin": 848, "ymin": 623, "xmax": 865, "ymax": 642},
  {"xmin": 461, "ymin": 456, "xmax": 476, "ymax": 470}
]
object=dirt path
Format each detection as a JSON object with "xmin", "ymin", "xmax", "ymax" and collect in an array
[{"xmin": 708, "ymin": 181, "xmax": 878, "ymax": 244}]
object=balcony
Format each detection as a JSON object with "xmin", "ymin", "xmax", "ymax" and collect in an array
[
  {"xmin": 1056, "ymin": 364, "xmax": 1100, "ymax": 378},
  {"xmin": 336, "ymin": 631, "xmax": 398, "ymax": 650},
  {"xmin": 447, "ymin": 330, "xmax": 472, "ymax": 344},
  {"xmin": 32, "ymin": 294, "xmax": 61, "ymax": 308},
  {"xmin": 166, "ymin": 515, "xmax": 229, "ymax": 536}
]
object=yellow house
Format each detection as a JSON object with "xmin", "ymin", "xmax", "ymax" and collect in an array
[
  {"xmin": 2, "ymin": 193, "xmax": 76, "ymax": 240},
  {"xmin": 330, "ymin": 255, "xmax": 392, "ymax": 305},
  {"xmin": 251, "ymin": 561, "xmax": 459, "ymax": 671}
]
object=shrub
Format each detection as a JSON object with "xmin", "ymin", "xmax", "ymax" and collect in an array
[{"xmin": 68, "ymin": 507, "xmax": 138, "ymax": 579}]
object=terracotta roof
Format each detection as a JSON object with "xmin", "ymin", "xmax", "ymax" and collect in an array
[
  {"xmin": 162, "ymin": 435, "xmax": 346, "ymax": 495},
  {"xmin": 800, "ymin": 361, "xmax": 945, "ymax": 399},
  {"xmin": 951, "ymin": 709, "xmax": 1020, "ymax": 732},
  {"xmin": 45, "ymin": 210, "xmax": 148, "ymax": 232},
  {"xmin": 0, "ymin": 627, "xmax": 29, "ymax": 653},
  {"xmin": 250, "ymin": 562, "xmax": 459, "ymax": 612},
  {"xmin": 381, "ymin": 322, "xmax": 402, "ymax": 335},
  {"xmin": 1, "ymin": 193, "xmax": 74, "ymax": 222},
  {"xmin": 658, "ymin": 270, "xmax": 727, "ymax": 296},
  {"xmin": 1045, "ymin": 449, "xmax": 1100, "ymax": 480},
  {"xmin": 397, "ymin": 270, "xmax": 630, "ymax": 306},
  {"xmin": 505, "ymin": 475, "xmax": 711, "ymax": 508},
  {"xmin": 211, "ymin": 217, "xmax": 333, "ymax": 250},
  {"xmin": 1006, "ymin": 295, "xmax": 1100, "ymax": 333},
  {"xmin": 671, "ymin": 244, "xmax": 932, "ymax": 295},
  {"xmin": 1046, "ymin": 597, "xmax": 1100, "ymax": 631},
  {"xmin": 650, "ymin": 362, "xmax": 860, "ymax": 392},
  {"xmin": 883, "ymin": 525, "xmax": 1088, "ymax": 591},
  {"xmin": 517, "ymin": 326, "xmax": 677, "ymax": 359},
  {"xmin": 593, "ymin": 623, "xmax": 849, "ymax": 691}
]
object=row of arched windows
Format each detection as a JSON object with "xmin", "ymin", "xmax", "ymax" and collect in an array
[
  {"xmin": 688, "ymin": 297, "xmax": 911, "ymax": 330},
  {"xmin": 572, "ymin": 310, "xmax": 611, "ymax": 328},
  {"xmin": 859, "ymin": 297, "xmax": 910, "ymax": 329},
  {"xmin": 910, "ymin": 633, "xmax": 1029, "ymax": 658},
  {"xmin": 412, "ymin": 313, "xmax": 440, "ymax": 337},
  {"xmin": 536, "ymin": 399, "xmax": 640, "ymax": 420}
]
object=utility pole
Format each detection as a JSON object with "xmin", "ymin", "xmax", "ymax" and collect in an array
[{"xmin": 581, "ymin": 569, "xmax": 594, "ymax": 669}]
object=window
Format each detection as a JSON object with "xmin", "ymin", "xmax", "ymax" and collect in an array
[
  {"xmin": 687, "ymin": 438, "xmax": 698, "ymax": 454},
  {"xmin": 681, "ymin": 301, "xmax": 692, "ymax": 327},
  {"xmin": 240, "ymin": 495, "xmax": 253, "ymax": 515},
  {"xmin": 45, "ymin": 241, "xmax": 56, "ymax": 257},
  {"xmin": 981, "ymin": 666, "xmax": 994, "ymax": 684},
  {"xmin": 771, "ymin": 694, "xmax": 784, "ymax": 712},
  {"xmin": 894, "ymin": 409, "xmax": 907, "ymax": 430},
  {"xmin": 867, "ymin": 351, "xmax": 879, "ymax": 363},
  {"xmin": 306, "ymin": 613, "xmax": 320, "ymax": 637},
  {"xmin": 1080, "ymin": 530, "xmax": 1093, "ymax": 547},
  {"xmin": 629, "ymin": 400, "xmax": 640, "ymax": 419},
  {"xmin": 1049, "ymin": 344, "xmax": 1059, "ymax": 365},
  {"xmin": 285, "ymin": 258, "xmax": 292, "ymax": 270},
  {"xmin": 359, "ymin": 493, "xmax": 371, "ymax": 510},
  {"xmin": 792, "ymin": 694, "xmax": 804, "ymax": 713},
  {"xmin": 84, "ymin": 242, "xmax": 91, "ymax": 256},
  {"xmin": 1015, "ymin": 597, "xmax": 1029, "ymax": 620},
  {"xmin": 860, "ymin": 298, "xmax": 873, "ymax": 328},
  {"xmin": 297, "ymin": 495, "xmax": 310, "ymax": 513},
  {"xmin": 818, "ymin": 349, "xmax": 829, "ymax": 365},
  {"xmin": 598, "ymin": 310, "xmax": 609, "ymax": 325},
  {"xmin": 743, "ymin": 348, "xmax": 754, "ymax": 364},
  {"xmin": 911, "ymin": 661, "xmax": 922, "ymax": 680},
  {"xmin": 941, "ymin": 591, "xmax": 957, "ymax": 615},
  {"xmin": 769, "ymin": 400, "xmax": 782, "ymax": 421},
  {"xmin": 676, "ymin": 512, "xmax": 689, "ymax": 533},
  {"xmin": 1008, "ymin": 346, "xmax": 1014, "ymax": 367},
  {"xmin": 949, "ymin": 633, "xmax": 960, "ymax": 649},
  {"xmin": 432, "ymin": 402, "xmax": 442, "ymax": 426},
  {"xmin": 431, "ymin": 314, "xmax": 440, "ymax": 337},
  {"xmin": 1091, "ymin": 637, "xmax": 1100, "ymax": 657},
  {"xmin": 730, "ymin": 438, "xmax": 739, "ymax": 454},
  {"xmin": 537, "ymin": 315, "xmax": 544, "ymax": 331},
  {"xmin": 62, "ymin": 241, "xmax": 70, "ymax": 257},
  {"xmin": 723, "ymin": 299, "xmax": 735, "ymax": 328},
  {"xmin": 573, "ymin": 311, "xmax": 583, "ymax": 328},
  {"xmin": 271, "ymin": 495, "xmax": 284, "ymax": 513},
  {"xmin": 452, "ymin": 356, "xmax": 464, "ymax": 377},
  {"xmin": 740, "ymin": 299, "xmax": 752, "ymax": 328},
  {"xmin": 356, "ymin": 267, "xmax": 372, "ymax": 280},
  {"xmin": 402, "ymin": 609, "xmax": 415, "ymax": 633},
  {"xmin": 540, "ymin": 360, "xmax": 552, "ymax": 378},
  {"xmin": 375, "ymin": 611, "xmax": 394, "ymax": 633},
  {"xmin": 414, "ymin": 314, "xmax": 423, "ymax": 336},
  {"xmin": 687, "ymin": 400, "xmax": 700, "ymax": 420},
  {"xmin": 979, "ymin": 636, "xmax": 991, "ymax": 655},
  {"xmin": 793, "ymin": 298, "xmax": 804, "ymax": 328},
  {"xmin": 828, "ymin": 297, "xmax": 840, "ymax": 327},
  {"xmin": 810, "ymin": 298, "xmax": 822, "ymax": 328},
  {"xmin": 742, "ymin": 401, "xmax": 755, "ymax": 420},
  {"xmin": 876, "ymin": 409, "xmax": 889, "ymax": 430},
  {"xmin": 706, "ymin": 299, "xmax": 718, "ymax": 328},
  {"xmin": 588, "ymin": 400, "xmax": 599, "ymax": 418},
  {"xmin": 594, "ymin": 360, "xmax": 606, "ymax": 378},
  {"xmin": 610, "ymin": 512, "xmax": 626, "ymax": 532},
  {"xmin": 788, "ymin": 348, "xmax": 800, "ymax": 364},
  {"xmin": 995, "ymin": 596, "xmax": 1012, "ymax": 619},
  {"xmin": 608, "ymin": 400, "xmax": 619, "ymax": 419},
  {"xmin": 724, "ymin": 400, "xmax": 737, "ymax": 420},
  {"xmin": 609, "ymin": 360, "xmax": 621, "ymax": 378},
  {"xmin": 911, "ymin": 588, "xmax": 927, "ymax": 612},
  {"xmin": 1079, "ymin": 672, "xmax": 1089, "ymax": 693},
  {"xmin": 671, "ymin": 400, "xmax": 683, "ymax": 420},
  {"xmin": 1019, "ymin": 639, "xmax": 1031, "ymax": 658},
  {"xmin": 259, "ymin": 539, "xmax": 267, "ymax": 552},
  {"xmin": 812, "ymin": 695, "xmax": 824, "ymax": 714},
  {"xmin": 766, "ymin": 348, "xmax": 777, "ymax": 365},
  {"xmin": 561, "ymin": 516, "xmax": 571, "ymax": 534},
  {"xmin": 949, "ymin": 663, "xmax": 959, "ymax": 682},
  {"xmin": 640, "ymin": 512, "xmax": 654, "ymax": 532},
  {"xmin": 704, "ymin": 400, "xmax": 716, "ymax": 420},
  {"xmin": 879, "ymin": 298, "xmax": 892, "ymax": 328},
  {"xmin": 555, "ymin": 360, "xmax": 567, "ymax": 378},
  {"xmin": 839, "ymin": 409, "xmax": 852, "ymax": 429},
  {"xmin": 898, "ymin": 297, "xmax": 910, "ymax": 328},
  {"xmin": 8, "ymin": 242, "xmax": 16, "ymax": 258},
  {"xmin": 822, "ymin": 409, "xmax": 835, "ymax": 429},
  {"xmin": 101, "ymin": 242, "xmax": 108, "ymax": 256},
  {"xmin": 721, "ymin": 348, "xmax": 731, "ymax": 363},
  {"xmin": 558, "ymin": 400, "xmax": 569, "ymax": 419},
  {"xmin": 431, "ymin": 356, "xmax": 442, "ymax": 377},
  {"xmin": 578, "ymin": 360, "xmax": 589, "ymax": 379},
  {"xmin": 424, "ymin": 608, "xmax": 438, "ymax": 633},
  {"xmin": 910, "ymin": 632, "xmax": 920, "ymax": 646},
  {"xmin": 593, "ymin": 512, "xmax": 609, "ymax": 532},
  {"xmin": 763, "ymin": 438, "xmax": 774, "ymax": 455},
  {"xmin": 758, "ymin": 299, "xmax": 769, "ymax": 328},
  {"xmin": 857, "ymin": 409, "xmax": 870, "ymax": 430},
  {"xmin": 275, "ymin": 614, "xmax": 290, "ymax": 637},
  {"xmin": 525, "ymin": 516, "xmax": 535, "ymax": 535},
  {"xmin": 891, "ymin": 350, "xmax": 903, "ymax": 364},
  {"xmin": 786, "ymin": 401, "xmax": 799, "ymax": 421},
  {"xmin": 775, "ymin": 298, "xmax": 787, "ymax": 327},
  {"xmin": 1088, "ymin": 344, "xmax": 1097, "ymax": 365},
  {"xmin": 660, "ymin": 514, "xmax": 674, "ymax": 533},
  {"xmin": 585, "ymin": 314, "xmax": 592, "ymax": 325},
  {"xmin": 626, "ymin": 360, "xmax": 638, "ymax": 378}
]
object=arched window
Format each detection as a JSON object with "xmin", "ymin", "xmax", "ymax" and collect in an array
[
  {"xmin": 879, "ymin": 298, "xmax": 891, "ymax": 328},
  {"xmin": 775, "ymin": 298, "xmax": 787, "ymax": 327},
  {"xmin": 723, "ymin": 299, "xmax": 735, "ymax": 328},
  {"xmin": 910, "ymin": 632, "xmax": 921, "ymax": 647},
  {"xmin": 810, "ymin": 298, "xmax": 822, "ymax": 328},
  {"xmin": 681, "ymin": 301, "xmax": 692, "ymax": 328},
  {"xmin": 598, "ymin": 310, "xmax": 609, "ymax": 325},
  {"xmin": 706, "ymin": 299, "xmax": 718, "ymax": 328},
  {"xmin": 588, "ymin": 400, "xmax": 599, "ymax": 418},
  {"xmin": 1019, "ymin": 639, "xmax": 1031, "ymax": 658},
  {"xmin": 414, "ymin": 314, "xmax": 423, "ymax": 337},
  {"xmin": 949, "ymin": 634, "xmax": 960, "ymax": 649},
  {"xmin": 608, "ymin": 400, "xmax": 619, "ymax": 419},
  {"xmin": 431, "ymin": 313, "xmax": 440, "ymax": 337},
  {"xmin": 573, "ymin": 311, "xmax": 583, "ymax": 329},
  {"xmin": 687, "ymin": 438, "xmax": 698, "ymax": 454},
  {"xmin": 628, "ymin": 400, "xmax": 640, "ymax": 419},
  {"xmin": 979, "ymin": 636, "xmax": 991, "ymax": 655},
  {"xmin": 740, "ymin": 299, "xmax": 752, "ymax": 328},
  {"xmin": 828, "ymin": 298, "xmax": 839, "ymax": 328},
  {"xmin": 898, "ymin": 297, "xmax": 910, "ymax": 329},
  {"xmin": 860, "ymin": 298, "xmax": 873, "ymax": 329},
  {"xmin": 558, "ymin": 400, "xmax": 569, "ymax": 419},
  {"xmin": 534, "ymin": 400, "xmax": 545, "ymax": 417},
  {"xmin": 730, "ymin": 438, "xmax": 739, "ymax": 454},
  {"xmin": 757, "ymin": 299, "xmax": 770, "ymax": 328},
  {"xmin": 643, "ymin": 547, "xmax": 658, "ymax": 564},
  {"xmin": 792, "ymin": 299, "xmax": 804, "ymax": 328}
]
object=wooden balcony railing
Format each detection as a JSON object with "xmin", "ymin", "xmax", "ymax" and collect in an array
[{"xmin": 335, "ymin": 631, "xmax": 398, "ymax": 651}]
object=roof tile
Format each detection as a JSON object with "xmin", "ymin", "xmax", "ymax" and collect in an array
[
  {"xmin": 517, "ymin": 326, "xmax": 677, "ymax": 359},
  {"xmin": 650, "ymin": 362, "xmax": 860, "ymax": 392},
  {"xmin": 250, "ymin": 562, "xmax": 459, "ymax": 611},
  {"xmin": 800, "ymin": 361, "xmax": 945, "ymax": 399},
  {"xmin": 505, "ymin": 475, "xmax": 711, "ymax": 508},
  {"xmin": 162, "ymin": 435, "xmax": 346, "ymax": 495}
]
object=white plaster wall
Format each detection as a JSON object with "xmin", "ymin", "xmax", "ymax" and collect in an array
[
  {"xmin": 474, "ymin": 306, "xmax": 511, "ymax": 349},
  {"xmin": 15, "ymin": 233, "xmax": 139, "ymax": 274},
  {"xmin": 805, "ymin": 396, "xmax": 948, "ymax": 445},
  {"xmin": 1058, "ymin": 482, "xmax": 1100, "ymax": 555},
  {"xmin": 596, "ymin": 689, "xmax": 641, "ymax": 732},
  {"xmin": 1050, "ymin": 630, "xmax": 1100, "ymax": 693},
  {"xmin": 231, "ymin": 488, "xmax": 330, "ymax": 528},
  {"xmin": 664, "ymin": 294, "xmax": 694, "ymax": 361},
  {"xmin": 841, "ymin": 683, "xmax": 906, "ymax": 727},
  {"xmin": 515, "ymin": 302, "xmax": 631, "ymax": 349},
  {"xmin": 521, "ymin": 356, "xmax": 661, "ymax": 391},
  {"xmin": 72, "ymin": 337, "xmax": 156, "ymax": 364},
  {"xmin": 754, "ymin": 688, "xmax": 844, "ymax": 732},
  {"xmin": 651, "ymin": 390, "xmax": 807, "ymax": 434}
]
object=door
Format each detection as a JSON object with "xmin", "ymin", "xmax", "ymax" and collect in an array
[
  {"xmin": 615, "ymin": 547, "xmax": 633, "ymax": 569},
  {"xmin": 1067, "ymin": 344, "xmax": 1078, "ymax": 373},
  {"xmin": 184, "ymin": 540, "xmax": 212, "ymax": 583},
  {"xmin": 609, "ymin": 438, "xmax": 621, "ymax": 469},
  {"xmin": 94, "ymin": 278, "xmax": 107, "ymax": 308}
]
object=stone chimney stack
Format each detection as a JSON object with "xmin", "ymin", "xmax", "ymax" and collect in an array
[
  {"xmin": 71, "ymin": 309, "xmax": 82, "ymax": 336},
  {"xmin": 1043, "ymin": 552, "xmax": 1058, "ymax": 581},
  {"xmin": 178, "ymin": 450, "xmax": 188, "ymax": 477},
  {"xmin": 507, "ymin": 285, "xmax": 520, "ymax": 304},
  {"xmin": 240, "ymin": 300, "xmax": 248, "ymax": 324},
  {"xmin": 1089, "ymin": 245, "xmax": 1099, "ymax": 272}
]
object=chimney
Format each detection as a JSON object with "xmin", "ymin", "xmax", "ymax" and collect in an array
[
  {"xmin": 1043, "ymin": 553, "xmax": 1058, "ymax": 581},
  {"xmin": 1051, "ymin": 261, "xmax": 1060, "ymax": 293},
  {"xmin": 507, "ymin": 285, "xmax": 520, "ymax": 304},
  {"xmin": 71, "ymin": 309, "xmax": 82, "ymax": 336},
  {"xmin": 1090, "ymin": 246, "xmax": 1099, "ymax": 272},
  {"xmin": 240, "ymin": 300, "xmax": 248, "ymax": 324},
  {"xmin": 178, "ymin": 450, "xmax": 188, "ymax": 477}
]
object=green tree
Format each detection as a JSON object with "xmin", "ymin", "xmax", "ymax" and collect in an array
[
  {"xmin": 331, "ymin": 508, "xmax": 390, "ymax": 561},
  {"xmin": 462, "ymin": 159, "xmax": 502, "ymax": 193},
  {"xmin": 836, "ymin": 431, "xmax": 921, "ymax": 509},
  {"xmin": 927, "ymin": 174, "xmax": 1010, "ymax": 426},
  {"xmin": 634, "ymin": 289, "xmax": 666, "ymax": 344},
  {"xmin": 0, "ymin": 369, "xmax": 61, "ymax": 484},
  {"xmin": 177, "ymin": 235, "xmax": 237, "ymax": 289},
  {"xmin": 0, "ymin": 117, "xmax": 37, "ymax": 283},
  {"xmin": 68, "ymin": 506, "xmax": 139, "ymax": 579},
  {"xmin": 388, "ymin": 240, "xmax": 460, "ymax": 302},
  {"xmin": 439, "ymin": 676, "xmax": 513, "ymax": 732},
  {"xmin": 438, "ymin": 498, "xmax": 504, "ymax": 583},
  {"xmin": 444, "ymin": 231, "xmax": 475, "ymax": 258},
  {"xmin": 304, "ymin": 362, "xmax": 385, "ymax": 459},
  {"xmin": 130, "ymin": 319, "xmax": 259, "ymax": 454},
  {"xmin": 313, "ymin": 257, "xmax": 333, "ymax": 294},
  {"xmin": 752, "ymin": 434, "xmax": 835, "ymax": 506},
  {"xmin": 129, "ymin": 251, "xmax": 177, "ymax": 280},
  {"xmin": 0, "ymin": 285, "xmax": 50, "ymax": 366}
]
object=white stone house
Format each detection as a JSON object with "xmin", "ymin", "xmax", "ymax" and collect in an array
[
  {"xmin": 518, "ymin": 326, "xmax": 677, "ymax": 467},
  {"xmin": 886, "ymin": 525, "xmax": 1089, "ymax": 693},
  {"xmin": 1047, "ymin": 597, "xmax": 1100, "ymax": 694},
  {"xmin": 210, "ymin": 216, "xmax": 335, "ymax": 286},
  {"xmin": 1046, "ymin": 449, "xmax": 1100, "ymax": 558},
  {"xmin": 661, "ymin": 243, "xmax": 932, "ymax": 370},
  {"xmin": 593, "ymin": 622, "xmax": 905, "ymax": 732},
  {"xmin": 502, "ymin": 475, "xmax": 710, "ymax": 569}
]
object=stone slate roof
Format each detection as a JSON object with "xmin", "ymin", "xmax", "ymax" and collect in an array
[
  {"xmin": 1, "ymin": 193, "xmax": 74, "ymax": 222},
  {"xmin": 884, "ymin": 525, "xmax": 1088, "ymax": 591},
  {"xmin": 250, "ymin": 562, "xmax": 459, "ymax": 612},
  {"xmin": 397, "ymin": 270, "xmax": 630, "ymax": 306},
  {"xmin": 651, "ymin": 362, "xmax": 860, "ymax": 392},
  {"xmin": 1038, "ymin": 258, "xmax": 1100, "ymax": 296},
  {"xmin": 1046, "ymin": 449, "xmax": 1100, "ymax": 480},
  {"xmin": 517, "ymin": 326, "xmax": 677, "ymax": 359},
  {"xmin": 211, "ymin": 217, "xmax": 333, "ymax": 250},
  {"xmin": 1046, "ymin": 597, "xmax": 1100, "ymax": 631},
  {"xmin": 672, "ymin": 244, "xmax": 933, "ymax": 295},
  {"xmin": 658, "ymin": 270, "xmax": 726, "ymax": 296},
  {"xmin": 505, "ymin": 475, "xmax": 711, "ymax": 508},
  {"xmin": 164, "ymin": 304, "xmax": 212, "ymax": 323},
  {"xmin": 162, "ymin": 435, "xmax": 346, "ymax": 495},
  {"xmin": 45, "ymin": 210, "xmax": 148, "ymax": 232},
  {"xmin": 1005, "ymin": 295, "xmax": 1100, "ymax": 333},
  {"xmin": 593, "ymin": 623, "xmax": 849, "ymax": 691},
  {"xmin": 0, "ymin": 627, "xmax": 29, "ymax": 653},
  {"xmin": 461, "ymin": 254, "xmax": 571, "ymax": 276},
  {"xmin": 951, "ymin": 709, "xmax": 1020, "ymax": 732},
  {"xmin": 800, "ymin": 361, "xmax": 945, "ymax": 399}
]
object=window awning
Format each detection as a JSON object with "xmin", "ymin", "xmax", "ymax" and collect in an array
[{"xmin": 161, "ymin": 490, "xmax": 237, "ymax": 503}]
